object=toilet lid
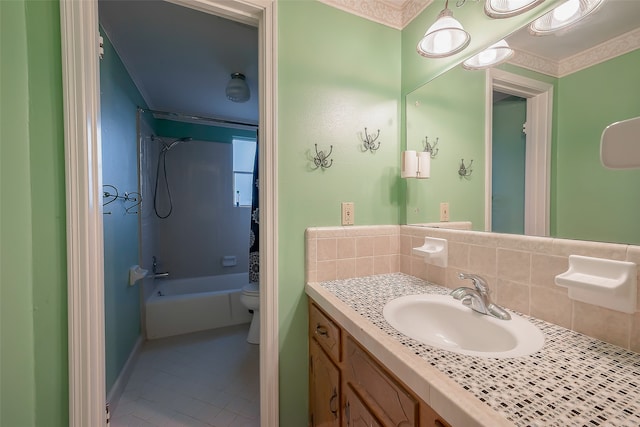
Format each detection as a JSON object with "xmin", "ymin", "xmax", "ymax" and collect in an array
[{"xmin": 242, "ymin": 282, "xmax": 259, "ymax": 295}]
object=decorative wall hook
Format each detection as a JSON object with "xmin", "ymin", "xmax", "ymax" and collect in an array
[
  {"xmin": 103, "ymin": 185, "xmax": 142, "ymax": 214},
  {"xmin": 360, "ymin": 127, "xmax": 381, "ymax": 152},
  {"xmin": 458, "ymin": 159, "xmax": 473, "ymax": 177},
  {"xmin": 423, "ymin": 136, "xmax": 439, "ymax": 158},
  {"xmin": 312, "ymin": 144, "xmax": 333, "ymax": 170}
]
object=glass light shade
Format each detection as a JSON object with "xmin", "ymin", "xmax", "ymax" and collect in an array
[
  {"xmin": 462, "ymin": 39, "xmax": 514, "ymax": 70},
  {"xmin": 417, "ymin": 8, "xmax": 471, "ymax": 58},
  {"xmin": 485, "ymin": 0, "xmax": 545, "ymax": 18},
  {"xmin": 529, "ymin": 0, "xmax": 603, "ymax": 35},
  {"xmin": 226, "ymin": 72, "xmax": 250, "ymax": 103}
]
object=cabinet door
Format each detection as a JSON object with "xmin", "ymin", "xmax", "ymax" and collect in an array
[
  {"xmin": 310, "ymin": 339, "xmax": 340, "ymax": 427},
  {"xmin": 344, "ymin": 337, "xmax": 417, "ymax": 426},
  {"xmin": 420, "ymin": 402, "xmax": 452, "ymax": 427},
  {"xmin": 344, "ymin": 384, "xmax": 383, "ymax": 427}
]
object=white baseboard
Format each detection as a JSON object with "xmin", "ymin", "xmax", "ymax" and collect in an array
[{"xmin": 106, "ymin": 336, "xmax": 144, "ymax": 415}]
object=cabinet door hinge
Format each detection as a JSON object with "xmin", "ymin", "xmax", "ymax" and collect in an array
[{"xmin": 105, "ymin": 402, "xmax": 111, "ymax": 424}]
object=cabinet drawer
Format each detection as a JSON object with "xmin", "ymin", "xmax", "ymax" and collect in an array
[
  {"xmin": 309, "ymin": 303, "xmax": 341, "ymax": 362},
  {"xmin": 344, "ymin": 336, "xmax": 418, "ymax": 426}
]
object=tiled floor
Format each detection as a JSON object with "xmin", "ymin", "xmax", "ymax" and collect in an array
[{"xmin": 110, "ymin": 324, "xmax": 260, "ymax": 427}]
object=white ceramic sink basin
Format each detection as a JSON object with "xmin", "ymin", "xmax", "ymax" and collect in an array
[{"xmin": 383, "ymin": 294, "xmax": 545, "ymax": 358}]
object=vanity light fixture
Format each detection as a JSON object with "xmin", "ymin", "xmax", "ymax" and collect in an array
[
  {"xmin": 484, "ymin": 0, "xmax": 545, "ymax": 19},
  {"xmin": 462, "ymin": 39, "xmax": 514, "ymax": 70},
  {"xmin": 417, "ymin": 0, "xmax": 471, "ymax": 58},
  {"xmin": 529, "ymin": 0, "xmax": 603, "ymax": 35}
]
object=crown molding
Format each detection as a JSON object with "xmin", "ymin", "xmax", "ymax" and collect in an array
[
  {"xmin": 510, "ymin": 27, "xmax": 640, "ymax": 78},
  {"xmin": 317, "ymin": 0, "xmax": 432, "ymax": 30}
]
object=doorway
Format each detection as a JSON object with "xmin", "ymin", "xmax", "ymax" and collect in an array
[
  {"xmin": 485, "ymin": 69, "xmax": 553, "ymax": 236},
  {"xmin": 59, "ymin": 1, "xmax": 278, "ymax": 426},
  {"xmin": 491, "ymin": 92, "xmax": 527, "ymax": 234}
]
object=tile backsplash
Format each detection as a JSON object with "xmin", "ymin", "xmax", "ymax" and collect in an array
[{"xmin": 305, "ymin": 225, "xmax": 640, "ymax": 353}]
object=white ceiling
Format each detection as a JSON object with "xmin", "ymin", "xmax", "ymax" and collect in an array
[
  {"xmin": 99, "ymin": 0, "xmax": 259, "ymax": 125},
  {"xmin": 98, "ymin": 0, "xmax": 639, "ymax": 124}
]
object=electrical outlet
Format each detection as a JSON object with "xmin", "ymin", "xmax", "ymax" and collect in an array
[
  {"xmin": 440, "ymin": 202, "xmax": 450, "ymax": 222},
  {"xmin": 341, "ymin": 202, "xmax": 355, "ymax": 226}
]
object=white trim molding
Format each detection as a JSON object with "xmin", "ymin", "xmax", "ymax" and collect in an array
[
  {"xmin": 60, "ymin": 0, "xmax": 106, "ymax": 425},
  {"xmin": 509, "ymin": 27, "xmax": 640, "ymax": 78},
  {"xmin": 60, "ymin": 1, "xmax": 278, "ymax": 426},
  {"xmin": 317, "ymin": 0, "xmax": 432, "ymax": 29},
  {"xmin": 485, "ymin": 69, "xmax": 553, "ymax": 237}
]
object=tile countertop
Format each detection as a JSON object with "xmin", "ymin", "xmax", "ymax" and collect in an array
[{"xmin": 305, "ymin": 273, "xmax": 640, "ymax": 427}]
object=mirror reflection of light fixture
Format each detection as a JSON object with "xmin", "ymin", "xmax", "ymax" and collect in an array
[
  {"xmin": 484, "ymin": 0, "xmax": 545, "ymax": 19},
  {"xmin": 417, "ymin": 0, "xmax": 471, "ymax": 58},
  {"xmin": 225, "ymin": 72, "xmax": 250, "ymax": 103},
  {"xmin": 529, "ymin": 0, "xmax": 603, "ymax": 35},
  {"xmin": 462, "ymin": 39, "xmax": 514, "ymax": 69}
]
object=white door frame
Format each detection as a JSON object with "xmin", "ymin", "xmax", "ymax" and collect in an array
[
  {"xmin": 59, "ymin": 1, "xmax": 279, "ymax": 426},
  {"xmin": 485, "ymin": 68, "xmax": 553, "ymax": 236}
]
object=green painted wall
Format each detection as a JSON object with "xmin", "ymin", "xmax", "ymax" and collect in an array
[
  {"xmin": 277, "ymin": 1, "xmax": 401, "ymax": 424},
  {"xmin": 554, "ymin": 49, "xmax": 640, "ymax": 244},
  {"xmin": 99, "ymin": 29, "xmax": 145, "ymax": 395},
  {"xmin": 1, "ymin": 2, "xmax": 37, "ymax": 425},
  {"xmin": 1, "ymin": 0, "xmax": 68, "ymax": 426},
  {"xmin": 405, "ymin": 66, "xmax": 486, "ymax": 228}
]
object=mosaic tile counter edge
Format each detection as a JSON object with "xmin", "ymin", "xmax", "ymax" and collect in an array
[{"xmin": 306, "ymin": 273, "xmax": 640, "ymax": 427}]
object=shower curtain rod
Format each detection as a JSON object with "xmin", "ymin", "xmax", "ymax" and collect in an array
[{"xmin": 138, "ymin": 107, "xmax": 258, "ymax": 129}]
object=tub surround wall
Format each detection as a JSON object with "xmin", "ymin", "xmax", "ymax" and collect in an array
[{"xmin": 306, "ymin": 225, "xmax": 640, "ymax": 353}]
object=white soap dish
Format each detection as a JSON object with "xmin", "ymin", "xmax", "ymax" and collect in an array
[
  {"xmin": 555, "ymin": 255, "xmax": 636, "ymax": 314},
  {"xmin": 412, "ymin": 237, "xmax": 448, "ymax": 268}
]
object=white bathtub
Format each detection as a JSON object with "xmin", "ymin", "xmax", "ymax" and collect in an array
[{"xmin": 145, "ymin": 273, "xmax": 252, "ymax": 339}]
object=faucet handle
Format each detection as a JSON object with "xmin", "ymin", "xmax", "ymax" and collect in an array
[{"xmin": 458, "ymin": 273, "xmax": 490, "ymax": 295}]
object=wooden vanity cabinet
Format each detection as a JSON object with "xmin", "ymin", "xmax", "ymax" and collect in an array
[
  {"xmin": 310, "ymin": 339, "xmax": 341, "ymax": 426},
  {"xmin": 309, "ymin": 301, "xmax": 452, "ymax": 427},
  {"xmin": 309, "ymin": 303, "xmax": 342, "ymax": 427}
]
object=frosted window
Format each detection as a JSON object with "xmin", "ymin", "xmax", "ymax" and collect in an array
[{"xmin": 232, "ymin": 138, "xmax": 257, "ymax": 207}]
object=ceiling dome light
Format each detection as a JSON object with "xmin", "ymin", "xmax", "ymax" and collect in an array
[
  {"xmin": 225, "ymin": 72, "xmax": 250, "ymax": 103},
  {"xmin": 462, "ymin": 39, "xmax": 514, "ymax": 70},
  {"xmin": 485, "ymin": 0, "xmax": 545, "ymax": 19},
  {"xmin": 529, "ymin": 0, "xmax": 603, "ymax": 35},
  {"xmin": 417, "ymin": 1, "xmax": 471, "ymax": 58}
]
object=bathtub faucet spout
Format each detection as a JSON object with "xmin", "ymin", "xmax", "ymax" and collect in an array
[{"xmin": 153, "ymin": 272, "xmax": 170, "ymax": 279}]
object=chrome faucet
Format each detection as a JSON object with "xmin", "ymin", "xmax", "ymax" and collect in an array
[{"xmin": 451, "ymin": 273, "xmax": 511, "ymax": 320}]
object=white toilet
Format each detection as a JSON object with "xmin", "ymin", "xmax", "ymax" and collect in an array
[{"xmin": 240, "ymin": 282, "xmax": 260, "ymax": 344}]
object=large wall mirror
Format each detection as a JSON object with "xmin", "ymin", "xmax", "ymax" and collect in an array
[{"xmin": 405, "ymin": 0, "xmax": 640, "ymax": 246}]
